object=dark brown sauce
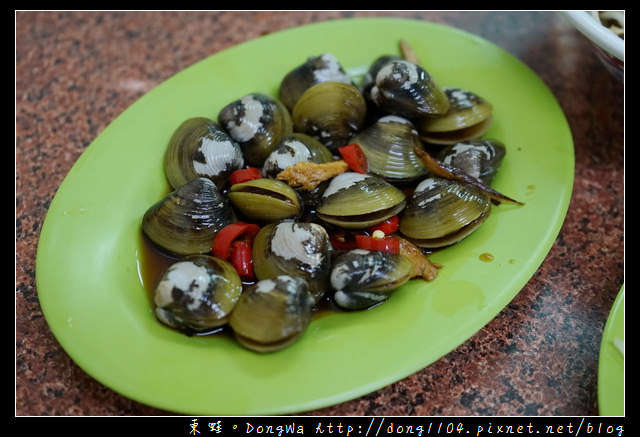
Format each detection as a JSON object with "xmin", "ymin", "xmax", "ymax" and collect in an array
[
  {"xmin": 140, "ymin": 233, "xmax": 239, "ymax": 338},
  {"xmin": 138, "ymin": 231, "xmax": 181, "ymax": 304},
  {"xmin": 138, "ymin": 229, "xmax": 355, "ymax": 339}
]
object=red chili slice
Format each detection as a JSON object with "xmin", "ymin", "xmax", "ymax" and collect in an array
[
  {"xmin": 212, "ymin": 222, "xmax": 260, "ymax": 260},
  {"xmin": 229, "ymin": 167, "xmax": 262, "ymax": 185},
  {"xmin": 369, "ymin": 215, "xmax": 400, "ymax": 235},
  {"xmin": 338, "ymin": 143, "xmax": 368, "ymax": 174},
  {"xmin": 355, "ymin": 235, "xmax": 400, "ymax": 254},
  {"xmin": 230, "ymin": 240, "xmax": 254, "ymax": 281}
]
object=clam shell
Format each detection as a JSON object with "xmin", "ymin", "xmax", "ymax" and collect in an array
[
  {"xmin": 417, "ymin": 87, "xmax": 493, "ymax": 145},
  {"xmin": 350, "ymin": 115, "xmax": 427, "ymax": 183},
  {"xmin": 316, "ymin": 172, "xmax": 406, "ymax": 229},
  {"xmin": 252, "ymin": 221, "xmax": 331, "ymax": 302},
  {"xmin": 369, "ymin": 59, "xmax": 449, "ymax": 118},
  {"xmin": 279, "ymin": 53, "xmax": 353, "ymax": 111},
  {"xmin": 229, "ymin": 275, "xmax": 315, "ymax": 353},
  {"xmin": 399, "ymin": 177, "xmax": 491, "ymax": 248},
  {"xmin": 141, "ymin": 177, "xmax": 233, "ymax": 255},
  {"xmin": 154, "ymin": 254, "xmax": 242, "ymax": 334},
  {"xmin": 262, "ymin": 133, "xmax": 333, "ymax": 178},
  {"xmin": 291, "ymin": 81, "xmax": 367, "ymax": 150},
  {"xmin": 218, "ymin": 93, "xmax": 293, "ymax": 167},
  {"xmin": 164, "ymin": 117, "xmax": 244, "ymax": 190},
  {"xmin": 361, "ymin": 54, "xmax": 404, "ymax": 97},
  {"xmin": 330, "ymin": 249, "xmax": 413, "ymax": 310},
  {"xmin": 228, "ymin": 178, "xmax": 302, "ymax": 222},
  {"xmin": 437, "ymin": 139, "xmax": 505, "ymax": 185}
]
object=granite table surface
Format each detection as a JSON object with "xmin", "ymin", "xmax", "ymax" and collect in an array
[{"xmin": 16, "ymin": 11, "xmax": 624, "ymax": 417}]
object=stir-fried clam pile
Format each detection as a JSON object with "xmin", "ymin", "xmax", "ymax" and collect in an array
[{"xmin": 141, "ymin": 44, "xmax": 522, "ymax": 353}]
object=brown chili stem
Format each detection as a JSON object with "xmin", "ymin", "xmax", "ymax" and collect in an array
[
  {"xmin": 402, "ymin": 39, "xmax": 522, "ymax": 206},
  {"xmin": 413, "ymin": 146, "xmax": 525, "ymax": 205},
  {"xmin": 400, "ymin": 39, "xmax": 421, "ymax": 65}
]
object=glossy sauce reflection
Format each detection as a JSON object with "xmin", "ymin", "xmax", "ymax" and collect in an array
[{"xmin": 138, "ymin": 231, "xmax": 180, "ymax": 303}]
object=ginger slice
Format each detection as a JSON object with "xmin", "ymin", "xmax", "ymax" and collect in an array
[
  {"xmin": 276, "ymin": 160, "xmax": 349, "ymax": 190},
  {"xmin": 398, "ymin": 237, "xmax": 441, "ymax": 281}
]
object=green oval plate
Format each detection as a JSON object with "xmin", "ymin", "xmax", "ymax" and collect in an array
[
  {"xmin": 598, "ymin": 284, "xmax": 624, "ymax": 416},
  {"xmin": 35, "ymin": 17, "xmax": 574, "ymax": 415}
]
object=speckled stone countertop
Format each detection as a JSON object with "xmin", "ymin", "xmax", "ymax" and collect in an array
[{"xmin": 16, "ymin": 11, "xmax": 624, "ymax": 417}]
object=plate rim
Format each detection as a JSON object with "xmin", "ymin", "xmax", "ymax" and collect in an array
[
  {"xmin": 34, "ymin": 16, "xmax": 575, "ymax": 415},
  {"xmin": 597, "ymin": 284, "xmax": 625, "ymax": 416}
]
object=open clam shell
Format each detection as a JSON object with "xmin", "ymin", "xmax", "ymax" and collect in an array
[
  {"xmin": 316, "ymin": 172, "xmax": 406, "ymax": 229},
  {"xmin": 228, "ymin": 178, "xmax": 302, "ymax": 223},
  {"xmin": 417, "ymin": 87, "xmax": 493, "ymax": 145}
]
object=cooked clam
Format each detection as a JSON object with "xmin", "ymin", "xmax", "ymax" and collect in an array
[
  {"xmin": 361, "ymin": 54, "xmax": 404, "ymax": 97},
  {"xmin": 141, "ymin": 45, "xmax": 519, "ymax": 351},
  {"xmin": 252, "ymin": 221, "xmax": 331, "ymax": 302},
  {"xmin": 368, "ymin": 59, "xmax": 449, "ymax": 118},
  {"xmin": 154, "ymin": 254, "xmax": 243, "ymax": 334},
  {"xmin": 360, "ymin": 55, "xmax": 407, "ymax": 123},
  {"xmin": 228, "ymin": 177, "xmax": 302, "ymax": 222},
  {"xmin": 413, "ymin": 143, "xmax": 522, "ymax": 206},
  {"xmin": 331, "ymin": 249, "xmax": 413, "ymax": 310},
  {"xmin": 291, "ymin": 81, "xmax": 367, "ymax": 150},
  {"xmin": 229, "ymin": 275, "xmax": 315, "ymax": 353},
  {"xmin": 417, "ymin": 87, "xmax": 493, "ymax": 145},
  {"xmin": 316, "ymin": 172, "xmax": 406, "ymax": 229},
  {"xmin": 262, "ymin": 133, "xmax": 334, "ymax": 179},
  {"xmin": 399, "ymin": 176, "xmax": 491, "ymax": 248},
  {"xmin": 350, "ymin": 115, "xmax": 427, "ymax": 184},
  {"xmin": 218, "ymin": 93, "xmax": 293, "ymax": 167},
  {"xmin": 437, "ymin": 139, "xmax": 505, "ymax": 185},
  {"xmin": 164, "ymin": 117, "xmax": 244, "ymax": 190},
  {"xmin": 262, "ymin": 133, "xmax": 334, "ymax": 209},
  {"xmin": 279, "ymin": 53, "xmax": 353, "ymax": 111},
  {"xmin": 142, "ymin": 177, "xmax": 234, "ymax": 255}
]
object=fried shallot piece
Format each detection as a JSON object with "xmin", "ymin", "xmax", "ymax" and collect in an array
[
  {"xmin": 276, "ymin": 160, "xmax": 349, "ymax": 190},
  {"xmin": 398, "ymin": 237, "xmax": 441, "ymax": 281}
]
